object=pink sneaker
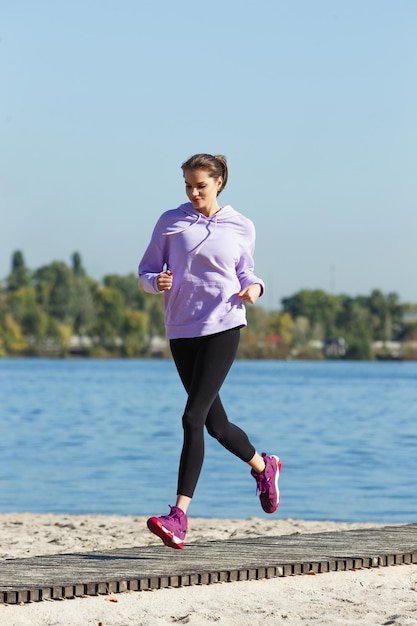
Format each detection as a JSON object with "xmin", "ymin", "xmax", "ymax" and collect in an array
[
  {"xmin": 251, "ymin": 452, "xmax": 282, "ymax": 514},
  {"xmin": 147, "ymin": 505, "xmax": 188, "ymax": 549}
]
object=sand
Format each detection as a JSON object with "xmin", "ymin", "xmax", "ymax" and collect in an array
[{"xmin": 1, "ymin": 513, "xmax": 416, "ymax": 626}]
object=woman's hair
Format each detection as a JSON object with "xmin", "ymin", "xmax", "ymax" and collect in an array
[{"xmin": 181, "ymin": 153, "xmax": 228, "ymax": 195}]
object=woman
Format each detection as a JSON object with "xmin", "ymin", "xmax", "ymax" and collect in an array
[{"xmin": 138, "ymin": 153, "xmax": 281, "ymax": 549}]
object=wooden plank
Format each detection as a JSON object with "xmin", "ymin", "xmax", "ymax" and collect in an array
[{"xmin": 0, "ymin": 524, "xmax": 416, "ymax": 604}]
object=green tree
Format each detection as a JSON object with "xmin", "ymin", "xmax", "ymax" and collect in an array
[
  {"xmin": 123, "ymin": 310, "xmax": 148, "ymax": 356},
  {"xmin": 7, "ymin": 251, "xmax": 31, "ymax": 291},
  {"xmin": 360, "ymin": 289, "xmax": 403, "ymax": 341},
  {"xmin": 245, "ymin": 305, "xmax": 270, "ymax": 339},
  {"xmin": 103, "ymin": 273, "xmax": 146, "ymax": 310},
  {"xmin": 7, "ymin": 286, "xmax": 48, "ymax": 339},
  {"xmin": 1, "ymin": 313, "xmax": 27, "ymax": 353},
  {"xmin": 46, "ymin": 317, "xmax": 73, "ymax": 355},
  {"xmin": 71, "ymin": 251, "xmax": 86, "ymax": 277},
  {"xmin": 34, "ymin": 262, "xmax": 76, "ymax": 323},
  {"xmin": 282, "ymin": 289, "xmax": 342, "ymax": 337},
  {"xmin": 73, "ymin": 277, "xmax": 97, "ymax": 334},
  {"xmin": 93, "ymin": 286, "xmax": 125, "ymax": 343},
  {"xmin": 293, "ymin": 315, "xmax": 310, "ymax": 346},
  {"xmin": 146, "ymin": 297, "xmax": 166, "ymax": 338},
  {"xmin": 340, "ymin": 298, "xmax": 372, "ymax": 359}
]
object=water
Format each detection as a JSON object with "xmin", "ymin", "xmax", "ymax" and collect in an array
[{"xmin": 0, "ymin": 358, "xmax": 416, "ymax": 524}]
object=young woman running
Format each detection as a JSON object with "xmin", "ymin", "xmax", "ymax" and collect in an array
[{"xmin": 138, "ymin": 153, "xmax": 281, "ymax": 549}]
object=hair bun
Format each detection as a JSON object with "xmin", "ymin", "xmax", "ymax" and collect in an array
[{"xmin": 214, "ymin": 155, "xmax": 227, "ymax": 165}]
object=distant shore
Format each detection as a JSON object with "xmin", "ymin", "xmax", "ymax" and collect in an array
[{"xmin": 1, "ymin": 352, "xmax": 415, "ymax": 360}]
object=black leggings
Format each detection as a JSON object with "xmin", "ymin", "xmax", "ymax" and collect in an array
[{"xmin": 170, "ymin": 327, "xmax": 256, "ymax": 498}]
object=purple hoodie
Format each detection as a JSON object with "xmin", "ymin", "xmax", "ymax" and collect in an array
[{"xmin": 138, "ymin": 202, "xmax": 265, "ymax": 339}]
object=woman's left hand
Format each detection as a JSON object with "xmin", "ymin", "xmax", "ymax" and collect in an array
[{"xmin": 237, "ymin": 283, "xmax": 262, "ymax": 304}]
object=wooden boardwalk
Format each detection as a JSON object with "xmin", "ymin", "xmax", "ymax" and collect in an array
[{"xmin": 1, "ymin": 523, "xmax": 416, "ymax": 604}]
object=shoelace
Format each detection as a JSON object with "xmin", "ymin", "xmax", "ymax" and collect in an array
[
  {"xmin": 254, "ymin": 473, "xmax": 270, "ymax": 495},
  {"xmin": 162, "ymin": 506, "xmax": 184, "ymax": 524}
]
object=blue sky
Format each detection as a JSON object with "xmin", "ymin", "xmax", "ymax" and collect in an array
[{"xmin": 1, "ymin": 0, "xmax": 416, "ymax": 309}]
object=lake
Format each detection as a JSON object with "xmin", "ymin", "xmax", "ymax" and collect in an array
[{"xmin": 0, "ymin": 358, "xmax": 416, "ymax": 523}]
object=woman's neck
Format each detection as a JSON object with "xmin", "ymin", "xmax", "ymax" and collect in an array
[{"xmin": 197, "ymin": 203, "xmax": 221, "ymax": 218}]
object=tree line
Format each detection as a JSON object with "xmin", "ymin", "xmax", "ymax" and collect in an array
[{"xmin": 1, "ymin": 251, "xmax": 416, "ymax": 359}]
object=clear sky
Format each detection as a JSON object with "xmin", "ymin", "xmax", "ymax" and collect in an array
[{"xmin": 1, "ymin": 0, "xmax": 416, "ymax": 309}]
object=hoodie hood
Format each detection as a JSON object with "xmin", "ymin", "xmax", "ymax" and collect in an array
[
  {"xmin": 161, "ymin": 202, "xmax": 237, "ymax": 236},
  {"xmin": 160, "ymin": 203, "xmax": 239, "ymax": 255}
]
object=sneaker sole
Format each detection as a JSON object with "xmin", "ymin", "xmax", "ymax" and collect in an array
[
  {"xmin": 147, "ymin": 517, "xmax": 185, "ymax": 550},
  {"xmin": 261, "ymin": 455, "xmax": 282, "ymax": 514}
]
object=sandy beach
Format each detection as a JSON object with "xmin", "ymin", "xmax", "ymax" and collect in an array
[{"xmin": 1, "ymin": 513, "xmax": 416, "ymax": 625}]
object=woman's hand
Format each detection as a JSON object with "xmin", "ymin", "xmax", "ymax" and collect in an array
[
  {"xmin": 237, "ymin": 283, "xmax": 262, "ymax": 304},
  {"xmin": 157, "ymin": 270, "xmax": 173, "ymax": 291}
]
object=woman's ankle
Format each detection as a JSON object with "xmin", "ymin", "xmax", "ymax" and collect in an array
[
  {"xmin": 175, "ymin": 495, "xmax": 191, "ymax": 514},
  {"xmin": 248, "ymin": 452, "xmax": 266, "ymax": 474}
]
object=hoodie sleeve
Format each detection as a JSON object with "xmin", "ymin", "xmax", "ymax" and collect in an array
[
  {"xmin": 138, "ymin": 218, "xmax": 167, "ymax": 294},
  {"xmin": 235, "ymin": 218, "xmax": 265, "ymax": 296}
]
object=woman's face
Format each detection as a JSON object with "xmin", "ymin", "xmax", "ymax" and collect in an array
[{"xmin": 184, "ymin": 168, "xmax": 222, "ymax": 217}]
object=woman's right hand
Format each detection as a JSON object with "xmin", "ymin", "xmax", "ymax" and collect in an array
[{"xmin": 157, "ymin": 270, "xmax": 173, "ymax": 291}]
